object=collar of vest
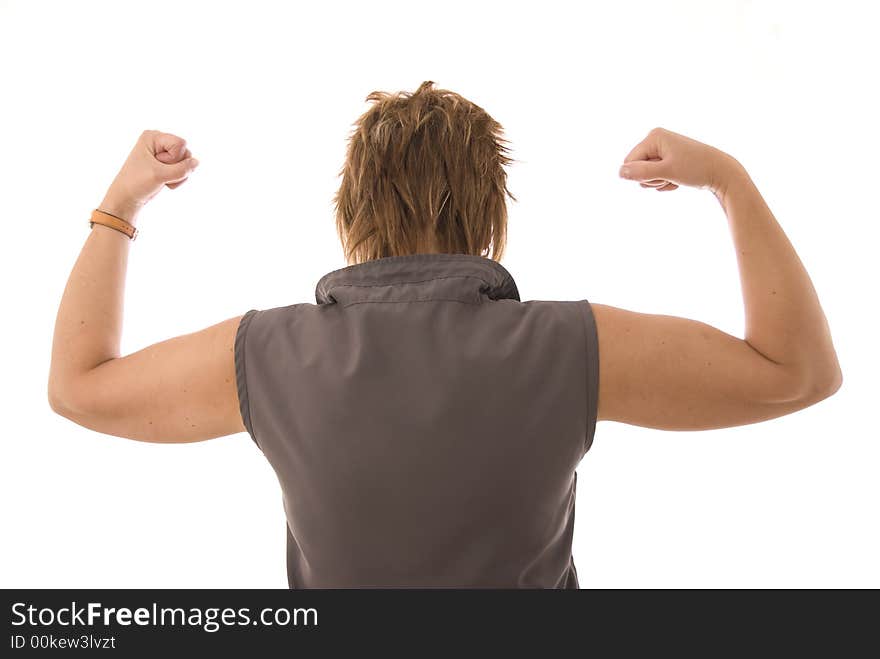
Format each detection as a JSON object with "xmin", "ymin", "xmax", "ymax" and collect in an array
[{"xmin": 315, "ymin": 253, "xmax": 521, "ymax": 306}]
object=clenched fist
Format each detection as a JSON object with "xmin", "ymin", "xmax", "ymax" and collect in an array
[
  {"xmin": 619, "ymin": 127, "xmax": 740, "ymax": 196},
  {"xmin": 103, "ymin": 130, "xmax": 200, "ymax": 217}
]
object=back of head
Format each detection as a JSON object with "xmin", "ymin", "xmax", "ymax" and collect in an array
[{"xmin": 333, "ymin": 81, "xmax": 516, "ymax": 265}]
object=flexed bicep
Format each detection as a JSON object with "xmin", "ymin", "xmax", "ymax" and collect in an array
[
  {"xmin": 49, "ymin": 315, "xmax": 246, "ymax": 443},
  {"xmin": 591, "ymin": 302, "xmax": 819, "ymax": 431}
]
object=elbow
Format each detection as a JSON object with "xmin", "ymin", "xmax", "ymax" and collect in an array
[
  {"xmin": 797, "ymin": 363, "xmax": 843, "ymax": 406},
  {"xmin": 49, "ymin": 371, "xmax": 107, "ymax": 427},
  {"xmin": 48, "ymin": 387, "xmax": 73, "ymax": 418},
  {"xmin": 48, "ymin": 369, "xmax": 67, "ymax": 416},
  {"xmin": 48, "ymin": 379, "xmax": 82, "ymax": 420}
]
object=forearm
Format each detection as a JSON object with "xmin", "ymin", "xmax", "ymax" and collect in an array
[
  {"xmin": 713, "ymin": 158, "xmax": 842, "ymax": 393},
  {"xmin": 48, "ymin": 193, "xmax": 141, "ymax": 403}
]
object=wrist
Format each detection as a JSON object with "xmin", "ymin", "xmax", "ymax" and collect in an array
[
  {"xmin": 99, "ymin": 190, "xmax": 143, "ymax": 226},
  {"xmin": 711, "ymin": 151, "xmax": 749, "ymax": 206}
]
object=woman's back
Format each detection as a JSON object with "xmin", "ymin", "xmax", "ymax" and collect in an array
[{"xmin": 236, "ymin": 254, "xmax": 598, "ymax": 588}]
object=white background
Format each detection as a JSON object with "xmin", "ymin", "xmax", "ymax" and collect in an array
[{"xmin": 1, "ymin": 0, "xmax": 877, "ymax": 588}]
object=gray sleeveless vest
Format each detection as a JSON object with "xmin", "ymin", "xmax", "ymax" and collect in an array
[{"xmin": 234, "ymin": 253, "xmax": 599, "ymax": 588}]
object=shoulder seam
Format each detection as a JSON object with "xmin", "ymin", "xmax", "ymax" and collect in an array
[
  {"xmin": 576, "ymin": 300, "xmax": 599, "ymax": 456},
  {"xmin": 234, "ymin": 309, "xmax": 261, "ymax": 450}
]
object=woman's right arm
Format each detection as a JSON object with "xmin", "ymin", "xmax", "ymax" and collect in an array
[{"xmin": 593, "ymin": 128, "xmax": 842, "ymax": 430}]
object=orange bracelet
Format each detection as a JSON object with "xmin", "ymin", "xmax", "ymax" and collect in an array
[{"xmin": 89, "ymin": 208, "xmax": 139, "ymax": 240}]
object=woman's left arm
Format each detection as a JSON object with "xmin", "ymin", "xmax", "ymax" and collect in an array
[{"xmin": 48, "ymin": 130, "xmax": 246, "ymax": 443}]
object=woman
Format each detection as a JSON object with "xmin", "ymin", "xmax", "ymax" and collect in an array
[{"xmin": 48, "ymin": 81, "xmax": 842, "ymax": 588}]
